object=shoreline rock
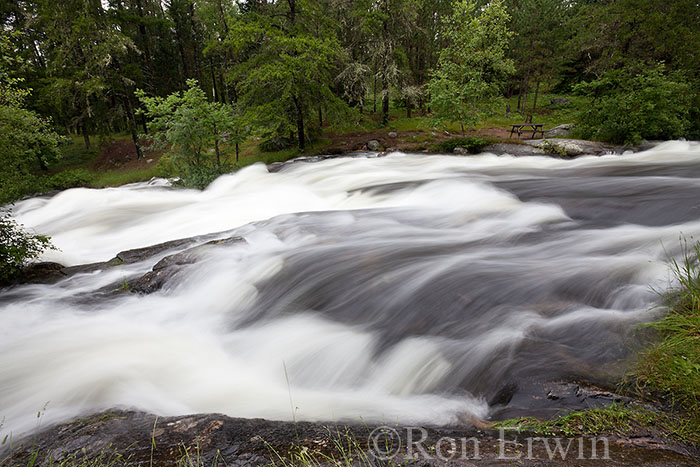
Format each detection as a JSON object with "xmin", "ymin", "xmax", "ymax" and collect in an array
[{"xmin": 4, "ymin": 409, "xmax": 696, "ymax": 466}]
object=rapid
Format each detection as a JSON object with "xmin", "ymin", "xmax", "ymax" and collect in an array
[{"xmin": 2, "ymin": 141, "xmax": 700, "ymax": 437}]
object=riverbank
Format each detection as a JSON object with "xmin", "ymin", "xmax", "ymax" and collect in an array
[{"xmin": 3, "ymin": 408, "xmax": 697, "ymax": 466}]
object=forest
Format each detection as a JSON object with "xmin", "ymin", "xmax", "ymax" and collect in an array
[{"xmin": 1, "ymin": 0, "xmax": 699, "ymax": 202}]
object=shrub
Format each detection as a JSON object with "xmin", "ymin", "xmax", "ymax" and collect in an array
[
  {"xmin": 47, "ymin": 169, "xmax": 94, "ymax": 190},
  {"xmin": 574, "ymin": 64, "xmax": 691, "ymax": 144},
  {"xmin": 0, "ymin": 210, "xmax": 54, "ymax": 282},
  {"xmin": 259, "ymin": 136, "xmax": 293, "ymax": 152},
  {"xmin": 432, "ymin": 137, "xmax": 488, "ymax": 154}
]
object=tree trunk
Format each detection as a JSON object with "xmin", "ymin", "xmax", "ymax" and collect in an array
[
  {"xmin": 373, "ymin": 74, "xmax": 377, "ymax": 113},
  {"xmin": 532, "ymin": 79, "xmax": 540, "ymax": 111},
  {"xmin": 460, "ymin": 122, "xmax": 465, "ymax": 136},
  {"xmin": 381, "ymin": 77, "xmax": 389, "ymax": 126},
  {"xmin": 82, "ymin": 122, "xmax": 91, "ymax": 150},
  {"xmin": 135, "ymin": 0, "xmax": 155, "ymax": 93},
  {"xmin": 520, "ymin": 68, "xmax": 531, "ymax": 116},
  {"xmin": 318, "ymin": 107, "xmax": 323, "ymax": 127},
  {"xmin": 214, "ymin": 138, "xmax": 221, "ymax": 167},
  {"xmin": 235, "ymin": 141, "xmax": 239, "ymax": 164},
  {"xmin": 294, "ymin": 95, "xmax": 305, "ymax": 150},
  {"xmin": 210, "ymin": 60, "xmax": 219, "ymax": 102},
  {"xmin": 123, "ymin": 90, "xmax": 144, "ymax": 159},
  {"xmin": 407, "ymin": 101, "xmax": 411, "ymax": 118}
]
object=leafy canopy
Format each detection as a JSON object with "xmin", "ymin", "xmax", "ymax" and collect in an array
[
  {"xmin": 574, "ymin": 64, "xmax": 691, "ymax": 144},
  {"xmin": 428, "ymin": 0, "xmax": 514, "ymax": 133},
  {"xmin": 136, "ymin": 80, "xmax": 245, "ymax": 188}
]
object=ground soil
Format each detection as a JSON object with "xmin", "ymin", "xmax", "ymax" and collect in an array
[{"xmin": 92, "ymin": 138, "xmax": 163, "ymax": 171}]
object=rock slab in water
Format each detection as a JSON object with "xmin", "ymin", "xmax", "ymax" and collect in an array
[
  {"xmin": 525, "ymin": 138, "xmax": 617, "ymax": 157},
  {"xmin": 128, "ymin": 236, "xmax": 245, "ymax": 294},
  {"xmin": 367, "ymin": 139, "xmax": 380, "ymax": 151}
]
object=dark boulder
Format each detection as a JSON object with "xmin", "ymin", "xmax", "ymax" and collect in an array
[{"xmin": 128, "ymin": 236, "xmax": 245, "ymax": 294}]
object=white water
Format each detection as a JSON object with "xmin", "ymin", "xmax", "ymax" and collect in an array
[{"xmin": 2, "ymin": 141, "xmax": 700, "ymax": 437}]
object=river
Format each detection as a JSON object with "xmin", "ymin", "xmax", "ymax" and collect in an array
[{"xmin": 2, "ymin": 141, "xmax": 700, "ymax": 437}]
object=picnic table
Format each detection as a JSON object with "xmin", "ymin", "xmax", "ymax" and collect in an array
[{"xmin": 509, "ymin": 123, "xmax": 544, "ymax": 139}]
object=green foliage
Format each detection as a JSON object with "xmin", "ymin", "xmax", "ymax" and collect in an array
[
  {"xmin": 228, "ymin": 12, "xmax": 351, "ymax": 150},
  {"xmin": 633, "ymin": 240, "xmax": 700, "ymax": 444},
  {"xmin": 494, "ymin": 404, "xmax": 660, "ymax": 438},
  {"xmin": 538, "ymin": 140, "xmax": 567, "ymax": 157},
  {"xmin": 432, "ymin": 137, "xmax": 488, "ymax": 154},
  {"xmin": 574, "ymin": 64, "xmax": 691, "ymax": 144},
  {"xmin": 0, "ymin": 210, "xmax": 54, "ymax": 282},
  {"xmin": 259, "ymin": 137, "xmax": 294, "ymax": 153},
  {"xmin": 136, "ymin": 80, "xmax": 245, "ymax": 189},
  {"xmin": 47, "ymin": 169, "xmax": 94, "ymax": 190},
  {"xmin": 428, "ymin": 0, "xmax": 514, "ymax": 134}
]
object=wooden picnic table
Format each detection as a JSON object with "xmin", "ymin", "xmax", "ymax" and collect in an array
[{"xmin": 509, "ymin": 123, "xmax": 544, "ymax": 139}]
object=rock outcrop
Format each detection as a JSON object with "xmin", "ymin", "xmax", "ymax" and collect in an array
[{"xmin": 3, "ymin": 410, "xmax": 697, "ymax": 466}]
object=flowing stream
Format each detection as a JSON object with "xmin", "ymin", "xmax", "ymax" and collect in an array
[{"xmin": 2, "ymin": 141, "xmax": 700, "ymax": 437}]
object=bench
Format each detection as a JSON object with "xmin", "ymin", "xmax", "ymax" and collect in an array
[{"xmin": 509, "ymin": 123, "xmax": 544, "ymax": 139}]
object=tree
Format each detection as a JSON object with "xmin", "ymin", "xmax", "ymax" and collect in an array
[
  {"xmin": 508, "ymin": 0, "xmax": 569, "ymax": 113},
  {"xmin": 0, "ymin": 32, "xmax": 61, "ymax": 204},
  {"xmin": 574, "ymin": 63, "xmax": 691, "ymax": 145},
  {"xmin": 428, "ymin": 0, "xmax": 514, "ymax": 134},
  {"xmin": 227, "ymin": 5, "xmax": 349, "ymax": 150},
  {"xmin": 136, "ymin": 79, "xmax": 244, "ymax": 188}
]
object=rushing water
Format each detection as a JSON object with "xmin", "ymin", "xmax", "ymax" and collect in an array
[{"xmin": 2, "ymin": 141, "xmax": 700, "ymax": 437}]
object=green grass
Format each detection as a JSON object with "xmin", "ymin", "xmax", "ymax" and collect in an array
[
  {"xmin": 494, "ymin": 404, "xmax": 663, "ymax": 438},
  {"xmin": 89, "ymin": 166, "xmax": 163, "ymax": 188},
  {"xmin": 633, "ymin": 239, "xmax": 700, "ymax": 444},
  {"xmin": 487, "ymin": 92, "xmax": 586, "ymax": 131}
]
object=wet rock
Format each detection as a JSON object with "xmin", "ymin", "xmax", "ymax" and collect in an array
[
  {"xmin": 453, "ymin": 147, "xmax": 469, "ymax": 155},
  {"xmin": 129, "ymin": 236, "xmax": 245, "ymax": 294},
  {"xmin": 489, "ymin": 382, "xmax": 518, "ymax": 406},
  {"xmin": 482, "ymin": 143, "xmax": 541, "ymax": 156},
  {"xmin": 116, "ymin": 238, "xmax": 193, "ymax": 264},
  {"xmin": 367, "ymin": 140, "xmax": 380, "ymax": 151},
  {"xmin": 14, "ymin": 262, "xmax": 66, "ymax": 284},
  {"xmin": 388, "ymin": 131, "xmax": 398, "ymax": 138},
  {"xmin": 544, "ymin": 123, "xmax": 575, "ymax": 138}
]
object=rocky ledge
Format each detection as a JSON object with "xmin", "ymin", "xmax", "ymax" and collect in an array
[
  {"xmin": 482, "ymin": 138, "xmax": 656, "ymax": 158},
  {"xmin": 2, "ymin": 410, "xmax": 697, "ymax": 466},
  {"xmin": 8, "ymin": 232, "xmax": 245, "ymax": 294}
]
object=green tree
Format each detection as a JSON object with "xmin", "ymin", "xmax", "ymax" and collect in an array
[
  {"xmin": 428, "ymin": 0, "xmax": 514, "ymax": 134},
  {"xmin": 0, "ymin": 32, "xmax": 61, "ymax": 204},
  {"xmin": 136, "ymin": 79, "xmax": 245, "ymax": 188},
  {"xmin": 227, "ymin": 4, "xmax": 349, "ymax": 150},
  {"xmin": 574, "ymin": 64, "xmax": 691, "ymax": 145}
]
